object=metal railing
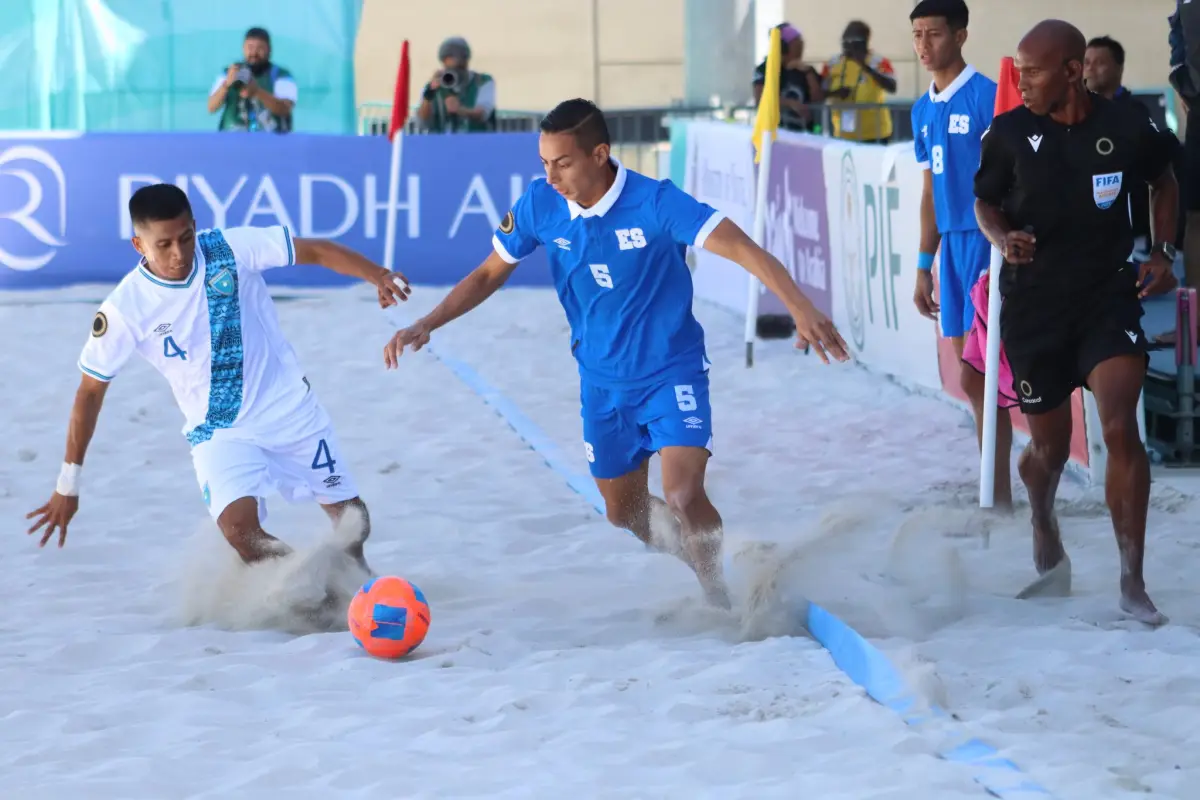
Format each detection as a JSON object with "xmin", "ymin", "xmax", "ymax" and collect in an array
[
  {"xmin": 356, "ymin": 100, "xmax": 920, "ymax": 177},
  {"xmin": 356, "ymin": 89, "xmax": 1174, "ymax": 178}
]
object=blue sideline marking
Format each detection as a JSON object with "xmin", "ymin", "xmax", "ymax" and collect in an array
[{"xmin": 422, "ymin": 339, "xmax": 1055, "ymax": 800}]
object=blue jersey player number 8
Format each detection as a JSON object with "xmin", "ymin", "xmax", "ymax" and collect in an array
[{"xmin": 382, "ymin": 98, "xmax": 848, "ymax": 609}]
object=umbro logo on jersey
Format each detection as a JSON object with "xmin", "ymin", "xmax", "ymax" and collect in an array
[
  {"xmin": 554, "ymin": 237, "xmax": 572, "ymax": 251},
  {"xmin": 153, "ymin": 323, "xmax": 172, "ymax": 336},
  {"xmin": 1027, "ymin": 135, "xmax": 1043, "ymax": 152}
]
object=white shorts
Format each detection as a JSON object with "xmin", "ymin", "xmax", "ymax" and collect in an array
[{"xmin": 190, "ymin": 405, "xmax": 360, "ymax": 521}]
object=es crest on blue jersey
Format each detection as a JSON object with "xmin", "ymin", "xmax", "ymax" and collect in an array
[
  {"xmin": 1093, "ymin": 172, "xmax": 1122, "ymax": 209},
  {"xmin": 208, "ymin": 268, "xmax": 235, "ymax": 296},
  {"xmin": 615, "ymin": 228, "xmax": 647, "ymax": 250}
]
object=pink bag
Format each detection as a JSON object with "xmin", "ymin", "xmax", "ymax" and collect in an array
[{"xmin": 961, "ymin": 270, "xmax": 1019, "ymax": 408}]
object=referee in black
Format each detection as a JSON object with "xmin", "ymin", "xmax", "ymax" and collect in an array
[{"xmin": 973, "ymin": 19, "xmax": 1178, "ymax": 626}]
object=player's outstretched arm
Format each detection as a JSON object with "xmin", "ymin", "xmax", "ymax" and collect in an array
[
  {"xmin": 25, "ymin": 374, "xmax": 111, "ymax": 549},
  {"xmin": 293, "ymin": 238, "xmax": 411, "ymax": 308},
  {"xmin": 383, "ymin": 250, "xmax": 518, "ymax": 368},
  {"xmin": 702, "ymin": 218, "xmax": 850, "ymax": 364}
]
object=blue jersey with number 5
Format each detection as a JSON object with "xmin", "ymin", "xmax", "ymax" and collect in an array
[
  {"xmin": 911, "ymin": 66, "xmax": 997, "ymax": 233},
  {"xmin": 492, "ymin": 160, "xmax": 725, "ymax": 388}
]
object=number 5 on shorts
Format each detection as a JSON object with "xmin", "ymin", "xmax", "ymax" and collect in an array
[
  {"xmin": 674, "ymin": 384, "xmax": 696, "ymax": 411},
  {"xmin": 312, "ymin": 438, "xmax": 336, "ymax": 473}
]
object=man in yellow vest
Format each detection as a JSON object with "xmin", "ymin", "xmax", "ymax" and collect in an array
[{"xmin": 822, "ymin": 20, "xmax": 898, "ymax": 143}]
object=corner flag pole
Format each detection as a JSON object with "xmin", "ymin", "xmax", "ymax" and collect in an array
[
  {"xmin": 382, "ymin": 40, "xmax": 411, "ymax": 271},
  {"xmin": 745, "ymin": 27, "xmax": 782, "ymax": 368},
  {"xmin": 979, "ymin": 57, "xmax": 1021, "ymax": 508}
]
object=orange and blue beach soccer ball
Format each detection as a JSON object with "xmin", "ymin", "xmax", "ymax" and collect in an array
[{"xmin": 348, "ymin": 575, "xmax": 431, "ymax": 659}]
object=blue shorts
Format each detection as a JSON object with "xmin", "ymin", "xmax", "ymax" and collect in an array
[
  {"xmin": 580, "ymin": 369, "xmax": 714, "ymax": 480},
  {"xmin": 939, "ymin": 229, "xmax": 991, "ymax": 338}
]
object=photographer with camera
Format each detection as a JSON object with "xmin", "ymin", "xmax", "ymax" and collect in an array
[
  {"xmin": 417, "ymin": 37, "xmax": 496, "ymax": 134},
  {"xmin": 207, "ymin": 27, "xmax": 296, "ymax": 133},
  {"xmin": 821, "ymin": 20, "xmax": 898, "ymax": 143}
]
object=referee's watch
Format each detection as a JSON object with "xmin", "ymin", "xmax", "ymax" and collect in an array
[{"xmin": 1156, "ymin": 241, "xmax": 1178, "ymax": 262}]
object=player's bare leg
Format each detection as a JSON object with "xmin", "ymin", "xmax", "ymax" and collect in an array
[
  {"xmin": 1016, "ymin": 404, "xmax": 1071, "ymax": 598},
  {"xmin": 595, "ymin": 461, "xmax": 683, "ymax": 559},
  {"xmin": 321, "ymin": 496, "xmax": 372, "ymax": 572},
  {"xmin": 217, "ymin": 496, "xmax": 292, "ymax": 563},
  {"xmin": 659, "ymin": 446, "xmax": 730, "ymax": 609},
  {"xmin": 1086, "ymin": 355, "xmax": 1164, "ymax": 625},
  {"xmin": 594, "ymin": 459, "xmax": 729, "ymax": 607},
  {"xmin": 953, "ymin": 335, "xmax": 1013, "ymax": 510}
]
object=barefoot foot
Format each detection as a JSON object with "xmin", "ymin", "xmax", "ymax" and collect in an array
[
  {"xmin": 1015, "ymin": 553, "xmax": 1072, "ymax": 599},
  {"xmin": 701, "ymin": 580, "xmax": 733, "ymax": 610},
  {"xmin": 1032, "ymin": 515, "xmax": 1066, "ymax": 575},
  {"xmin": 1119, "ymin": 581, "xmax": 1168, "ymax": 626}
]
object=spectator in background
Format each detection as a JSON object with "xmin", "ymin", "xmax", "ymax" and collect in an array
[
  {"xmin": 1085, "ymin": 36, "xmax": 1154, "ymax": 258},
  {"xmin": 419, "ymin": 37, "xmax": 496, "ymax": 134},
  {"xmin": 908, "ymin": 0, "xmax": 1011, "ymax": 508},
  {"xmin": 208, "ymin": 27, "xmax": 296, "ymax": 133},
  {"xmin": 1165, "ymin": 3, "xmax": 1200, "ymax": 344},
  {"xmin": 752, "ymin": 23, "xmax": 824, "ymax": 133},
  {"xmin": 822, "ymin": 21, "xmax": 898, "ymax": 144}
]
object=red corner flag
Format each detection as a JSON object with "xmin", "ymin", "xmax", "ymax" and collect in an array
[
  {"xmin": 387, "ymin": 40, "xmax": 411, "ymax": 141},
  {"xmin": 995, "ymin": 56, "xmax": 1021, "ymax": 115}
]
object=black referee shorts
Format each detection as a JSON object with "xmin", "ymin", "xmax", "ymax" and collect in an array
[{"xmin": 1001, "ymin": 267, "xmax": 1149, "ymax": 415}]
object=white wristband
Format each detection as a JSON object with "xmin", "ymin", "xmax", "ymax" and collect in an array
[{"xmin": 56, "ymin": 463, "xmax": 81, "ymax": 497}]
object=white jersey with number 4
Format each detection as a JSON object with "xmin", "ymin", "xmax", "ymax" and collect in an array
[{"xmin": 79, "ymin": 225, "xmax": 316, "ymax": 445}]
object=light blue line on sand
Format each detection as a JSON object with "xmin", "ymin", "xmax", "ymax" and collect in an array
[{"xmin": 427, "ymin": 342, "xmax": 1055, "ymax": 800}]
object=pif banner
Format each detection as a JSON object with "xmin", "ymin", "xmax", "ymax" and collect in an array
[{"xmin": 825, "ymin": 140, "xmax": 942, "ymax": 391}]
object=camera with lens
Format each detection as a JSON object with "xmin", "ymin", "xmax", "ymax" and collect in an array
[
  {"xmin": 230, "ymin": 63, "xmax": 255, "ymax": 89},
  {"xmin": 440, "ymin": 68, "xmax": 466, "ymax": 91}
]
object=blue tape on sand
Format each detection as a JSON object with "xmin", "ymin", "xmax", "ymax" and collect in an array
[{"xmin": 424, "ymin": 341, "xmax": 1055, "ymax": 800}]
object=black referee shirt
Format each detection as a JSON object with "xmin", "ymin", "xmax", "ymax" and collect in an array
[{"xmin": 974, "ymin": 93, "xmax": 1173, "ymax": 298}]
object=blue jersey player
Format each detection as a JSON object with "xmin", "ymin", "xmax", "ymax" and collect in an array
[
  {"xmin": 909, "ymin": 0, "xmax": 1013, "ymax": 508},
  {"xmin": 383, "ymin": 98, "xmax": 848, "ymax": 608}
]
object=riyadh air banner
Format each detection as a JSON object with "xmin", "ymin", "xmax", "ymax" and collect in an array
[{"xmin": 0, "ymin": 132, "xmax": 547, "ymax": 289}]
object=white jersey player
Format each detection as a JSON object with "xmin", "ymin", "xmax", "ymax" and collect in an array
[{"xmin": 27, "ymin": 183, "xmax": 410, "ymax": 567}]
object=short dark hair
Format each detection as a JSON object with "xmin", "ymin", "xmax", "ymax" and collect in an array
[
  {"xmin": 539, "ymin": 99, "xmax": 610, "ymax": 152},
  {"xmin": 1086, "ymin": 36, "xmax": 1125, "ymax": 66},
  {"xmin": 844, "ymin": 20, "xmax": 871, "ymax": 40},
  {"xmin": 910, "ymin": 0, "xmax": 969, "ymax": 30},
  {"xmin": 245, "ymin": 26, "xmax": 270, "ymax": 44},
  {"xmin": 129, "ymin": 184, "xmax": 192, "ymax": 229}
]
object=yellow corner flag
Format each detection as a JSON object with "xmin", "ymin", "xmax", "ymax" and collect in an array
[{"xmin": 752, "ymin": 26, "xmax": 782, "ymax": 164}]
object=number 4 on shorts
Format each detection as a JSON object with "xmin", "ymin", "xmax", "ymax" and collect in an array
[{"xmin": 312, "ymin": 438, "xmax": 336, "ymax": 473}]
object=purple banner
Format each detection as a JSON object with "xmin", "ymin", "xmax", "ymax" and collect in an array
[{"xmin": 759, "ymin": 136, "xmax": 832, "ymax": 318}]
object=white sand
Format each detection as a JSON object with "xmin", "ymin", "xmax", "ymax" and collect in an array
[{"xmin": 1, "ymin": 284, "xmax": 1197, "ymax": 799}]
